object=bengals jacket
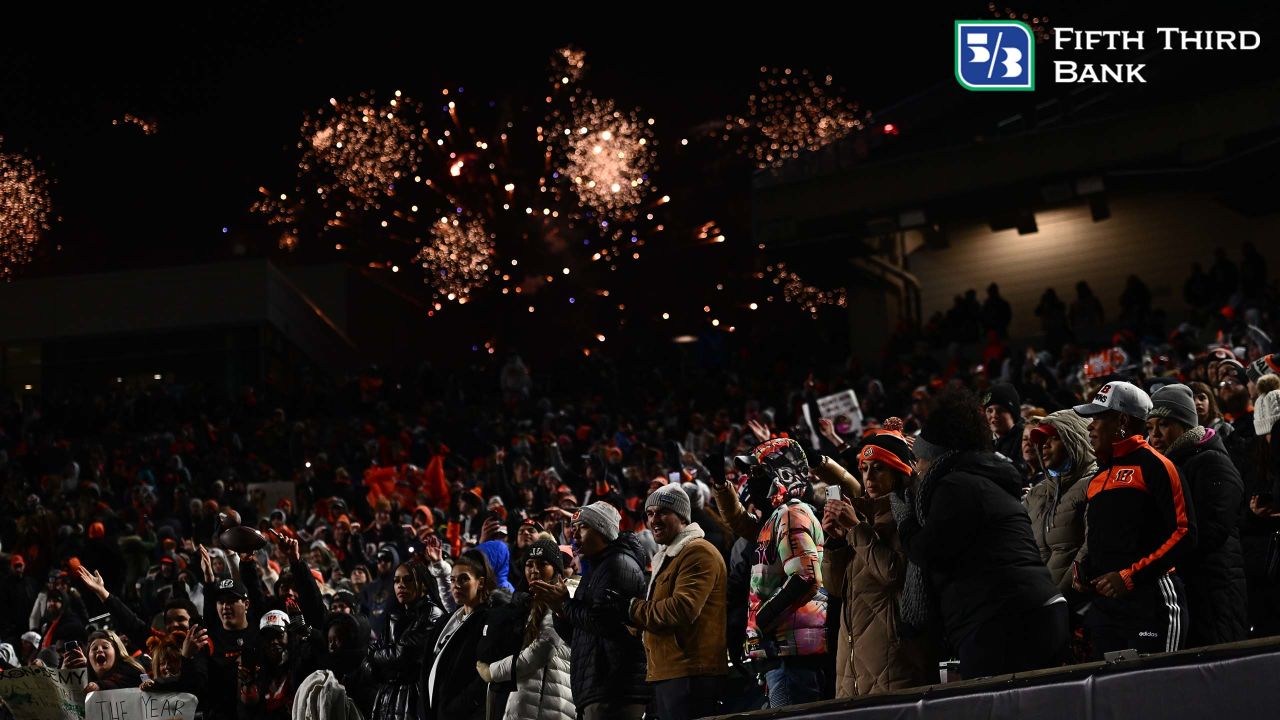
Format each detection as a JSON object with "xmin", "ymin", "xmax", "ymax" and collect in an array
[{"xmin": 1083, "ymin": 435, "xmax": 1198, "ymax": 590}]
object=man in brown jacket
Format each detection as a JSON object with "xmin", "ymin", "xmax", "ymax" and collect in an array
[{"xmin": 627, "ymin": 483, "xmax": 728, "ymax": 720}]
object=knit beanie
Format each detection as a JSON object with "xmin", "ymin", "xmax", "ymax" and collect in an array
[
  {"xmin": 1149, "ymin": 384, "xmax": 1199, "ymax": 430},
  {"xmin": 571, "ymin": 501, "xmax": 620, "ymax": 542},
  {"xmin": 1255, "ymin": 389, "xmax": 1280, "ymax": 436},
  {"xmin": 857, "ymin": 417, "xmax": 914, "ymax": 477},
  {"xmin": 523, "ymin": 539, "xmax": 566, "ymax": 575},
  {"xmin": 645, "ymin": 483, "xmax": 691, "ymax": 524}
]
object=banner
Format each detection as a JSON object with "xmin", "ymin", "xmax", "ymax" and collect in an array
[
  {"xmin": 0, "ymin": 666, "xmax": 88, "ymax": 720},
  {"xmin": 83, "ymin": 690, "xmax": 197, "ymax": 720}
]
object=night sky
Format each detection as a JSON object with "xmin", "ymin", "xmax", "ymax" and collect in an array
[{"xmin": 2, "ymin": 4, "xmax": 1277, "ymax": 358}]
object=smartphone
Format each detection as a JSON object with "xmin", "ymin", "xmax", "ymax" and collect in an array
[
  {"xmin": 828, "ymin": 486, "xmax": 841, "ymax": 502},
  {"xmin": 668, "ymin": 471, "xmax": 681, "ymax": 484},
  {"xmin": 64, "ymin": 641, "xmax": 79, "ymax": 654}
]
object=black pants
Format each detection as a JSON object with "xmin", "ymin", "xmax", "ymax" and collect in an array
[
  {"xmin": 651, "ymin": 675, "xmax": 722, "ymax": 720},
  {"xmin": 1086, "ymin": 573, "xmax": 1188, "ymax": 658},
  {"xmin": 957, "ymin": 601, "xmax": 1069, "ymax": 679}
]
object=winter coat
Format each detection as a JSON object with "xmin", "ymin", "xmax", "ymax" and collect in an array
[
  {"xmin": 1165, "ymin": 427, "xmax": 1249, "ymax": 646},
  {"xmin": 561, "ymin": 533, "xmax": 650, "ymax": 709},
  {"xmin": 896, "ymin": 452, "xmax": 1059, "ymax": 649},
  {"xmin": 489, "ymin": 609, "xmax": 575, "ymax": 720},
  {"xmin": 631, "ymin": 523, "xmax": 728, "ymax": 682},
  {"xmin": 745, "ymin": 499, "xmax": 828, "ymax": 659},
  {"xmin": 292, "ymin": 670, "xmax": 363, "ymax": 720},
  {"xmin": 823, "ymin": 497, "xmax": 935, "ymax": 698},
  {"xmin": 1024, "ymin": 411, "xmax": 1097, "ymax": 593},
  {"xmin": 364, "ymin": 596, "xmax": 444, "ymax": 720},
  {"xmin": 420, "ymin": 605, "xmax": 490, "ymax": 720}
]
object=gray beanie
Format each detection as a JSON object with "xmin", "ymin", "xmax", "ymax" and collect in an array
[
  {"xmin": 572, "ymin": 501, "xmax": 620, "ymax": 542},
  {"xmin": 646, "ymin": 483, "xmax": 691, "ymax": 524},
  {"xmin": 1149, "ymin": 383, "xmax": 1199, "ymax": 430}
]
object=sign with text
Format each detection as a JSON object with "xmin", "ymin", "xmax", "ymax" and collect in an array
[
  {"xmin": 83, "ymin": 690, "xmax": 197, "ymax": 720},
  {"xmin": 0, "ymin": 665, "xmax": 88, "ymax": 720}
]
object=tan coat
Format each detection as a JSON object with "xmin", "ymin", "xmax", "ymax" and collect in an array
[
  {"xmin": 822, "ymin": 497, "xmax": 935, "ymax": 698},
  {"xmin": 630, "ymin": 523, "xmax": 728, "ymax": 682}
]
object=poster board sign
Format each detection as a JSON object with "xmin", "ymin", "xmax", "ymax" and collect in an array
[
  {"xmin": 83, "ymin": 689, "xmax": 197, "ymax": 720},
  {"xmin": 802, "ymin": 389, "xmax": 863, "ymax": 448},
  {"xmin": 0, "ymin": 665, "xmax": 88, "ymax": 720}
]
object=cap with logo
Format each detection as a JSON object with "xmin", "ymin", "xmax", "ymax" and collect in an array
[
  {"xmin": 215, "ymin": 578, "xmax": 249, "ymax": 601},
  {"xmin": 259, "ymin": 610, "xmax": 290, "ymax": 634},
  {"xmin": 1072, "ymin": 381, "xmax": 1152, "ymax": 420}
]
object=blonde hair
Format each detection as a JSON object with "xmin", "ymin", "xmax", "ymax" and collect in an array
[
  {"xmin": 1258, "ymin": 374, "xmax": 1280, "ymax": 396},
  {"xmin": 88, "ymin": 630, "xmax": 147, "ymax": 675}
]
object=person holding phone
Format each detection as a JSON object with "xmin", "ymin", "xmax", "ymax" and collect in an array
[{"xmin": 822, "ymin": 419, "xmax": 935, "ymax": 698}]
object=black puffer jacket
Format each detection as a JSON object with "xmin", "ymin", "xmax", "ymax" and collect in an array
[
  {"xmin": 1166, "ymin": 428, "xmax": 1249, "ymax": 646},
  {"xmin": 562, "ymin": 532, "xmax": 650, "ymax": 709},
  {"xmin": 897, "ymin": 452, "xmax": 1058, "ymax": 648},
  {"xmin": 364, "ymin": 596, "xmax": 445, "ymax": 720}
]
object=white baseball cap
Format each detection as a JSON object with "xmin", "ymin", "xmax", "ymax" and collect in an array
[
  {"xmin": 259, "ymin": 610, "xmax": 290, "ymax": 633},
  {"xmin": 1073, "ymin": 381, "xmax": 1152, "ymax": 420}
]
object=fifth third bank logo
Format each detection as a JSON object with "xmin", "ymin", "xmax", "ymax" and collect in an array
[{"xmin": 955, "ymin": 20, "xmax": 1035, "ymax": 91}]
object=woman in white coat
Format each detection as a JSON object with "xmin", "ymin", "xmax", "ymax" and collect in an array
[{"xmin": 477, "ymin": 540, "xmax": 575, "ymax": 720}]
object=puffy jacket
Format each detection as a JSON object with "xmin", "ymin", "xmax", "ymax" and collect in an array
[
  {"xmin": 745, "ymin": 499, "xmax": 828, "ymax": 659},
  {"xmin": 1024, "ymin": 411, "xmax": 1097, "ymax": 593},
  {"xmin": 489, "ymin": 608, "xmax": 575, "ymax": 720},
  {"xmin": 631, "ymin": 523, "xmax": 728, "ymax": 681},
  {"xmin": 897, "ymin": 452, "xmax": 1059, "ymax": 648},
  {"xmin": 364, "ymin": 596, "xmax": 444, "ymax": 720},
  {"xmin": 561, "ymin": 533, "xmax": 650, "ymax": 709},
  {"xmin": 823, "ymin": 497, "xmax": 935, "ymax": 698},
  {"xmin": 1165, "ymin": 427, "xmax": 1248, "ymax": 646}
]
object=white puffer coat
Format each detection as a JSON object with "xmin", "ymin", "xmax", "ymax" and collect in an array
[{"xmin": 489, "ymin": 608, "xmax": 576, "ymax": 720}]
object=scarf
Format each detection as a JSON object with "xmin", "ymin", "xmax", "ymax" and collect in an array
[
  {"xmin": 891, "ymin": 449, "xmax": 956, "ymax": 637},
  {"xmin": 1167, "ymin": 425, "xmax": 1209, "ymax": 458}
]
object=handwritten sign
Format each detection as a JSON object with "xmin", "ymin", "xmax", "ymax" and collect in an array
[
  {"xmin": 83, "ymin": 690, "xmax": 196, "ymax": 720},
  {"xmin": 802, "ymin": 389, "xmax": 863, "ymax": 448},
  {"xmin": 0, "ymin": 665, "xmax": 86, "ymax": 720}
]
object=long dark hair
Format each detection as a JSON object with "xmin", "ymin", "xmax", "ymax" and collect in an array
[
  {"xmin": 454, "ymin": 550, "xmax": 496, "ymax": 605},
  {"xmin": 393, "ymin": 560, "xmax": 431, "ymax": 608},
  {"xmin": 1189, "ymin": 381, "xmax": 1220, "ymax": 425}
]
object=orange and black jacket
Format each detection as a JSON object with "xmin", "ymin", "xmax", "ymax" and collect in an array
[{"xmin": 1084, "ymin": 436, "xmax": 1197, "ymax": 590}]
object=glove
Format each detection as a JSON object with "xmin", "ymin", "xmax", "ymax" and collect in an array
[
  {"xmin": 594, "ymin": 588, "xmax": 633, "ymax": 627},
  {"xmin": 475, "ymin": 661, "xmax": 493, "ymax": 683}
]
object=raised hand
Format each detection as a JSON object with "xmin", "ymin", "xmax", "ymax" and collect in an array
[
  {"xmin": 76, "ymin": 566, "xmax": 110, "ymax": 600},
  {"xmin": 423, "ymin": 534, "xmax": 443, "ymax": 564},
  {"xmin": 748, "ymin": 418, "xmax": 771, "ymax": 444},
  {"xmin": 198, "ymin": 544, "xmax": 215, "ymax": 583}
]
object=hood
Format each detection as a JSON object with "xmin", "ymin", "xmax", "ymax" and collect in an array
[
  {"xmin": 1040, "ymin": 410, "xmax": 1097, "ymax": 474},
  {"xmin": 943, "ymin": 451, "xmax": 1026, "ymax": 500},
  {"xmin": 376, "ymin": 545, "xmax": 400, "ymax": 575},
  {"xmin": 476, "ymin": 540, "xmax": 514, "ymax": 591},
  {"xmin": 608, "ymin": 531, "xmax": 653, "ymax": 571}
]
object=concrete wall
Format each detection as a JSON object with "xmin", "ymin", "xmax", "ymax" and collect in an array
[{"xmin": 906, "ymin": 191, "xmax": 1280, "ymax": 339}]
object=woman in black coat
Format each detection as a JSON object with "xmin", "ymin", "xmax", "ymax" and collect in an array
[
  {"xmin": 421, "ymin": 550, "xmax": 494, "ymax": 720},
  {"xmin": 1148, "ymin": 384, "xmax": 1248, "ymax": 646},
  {"xmin": 892, "ymin": 388, "xmax": 1066, "ymax": 679},
  {"xmin": 364, "ymin": 561, "xmax": 445, "ymax": 720}
]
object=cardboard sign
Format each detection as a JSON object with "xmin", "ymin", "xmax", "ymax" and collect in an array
[
  {"xmin": 83, "ymin": 690, "xmax": 197, "ymax": 720},
  {"xmin": 0, "ymin": 665, "xmax": 87, "ymax": 720}
]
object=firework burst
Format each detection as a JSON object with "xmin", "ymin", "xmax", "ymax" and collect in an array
[
  {"xmin": 560, "ymin": 96, "xmax": 656, "ymax": 223},
  {"xmin": 300, "ymin": 93, "xmax": 424, "ymax": 209},
  {"xmin": 736, "ymin": 68, "xmax": 867, "ymax": 170},
  {"xmin": 414, "ymin": 214, "xmax": 495, "ymax": 301},
  {"xmin": 0, "ymin": 142, "xmax": 51, "ymax": 280}
]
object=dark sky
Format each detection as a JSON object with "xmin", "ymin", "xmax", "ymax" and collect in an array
[{"xmin": 2, "ymin": 2, "xmax": 1276, "ymax": 275}]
